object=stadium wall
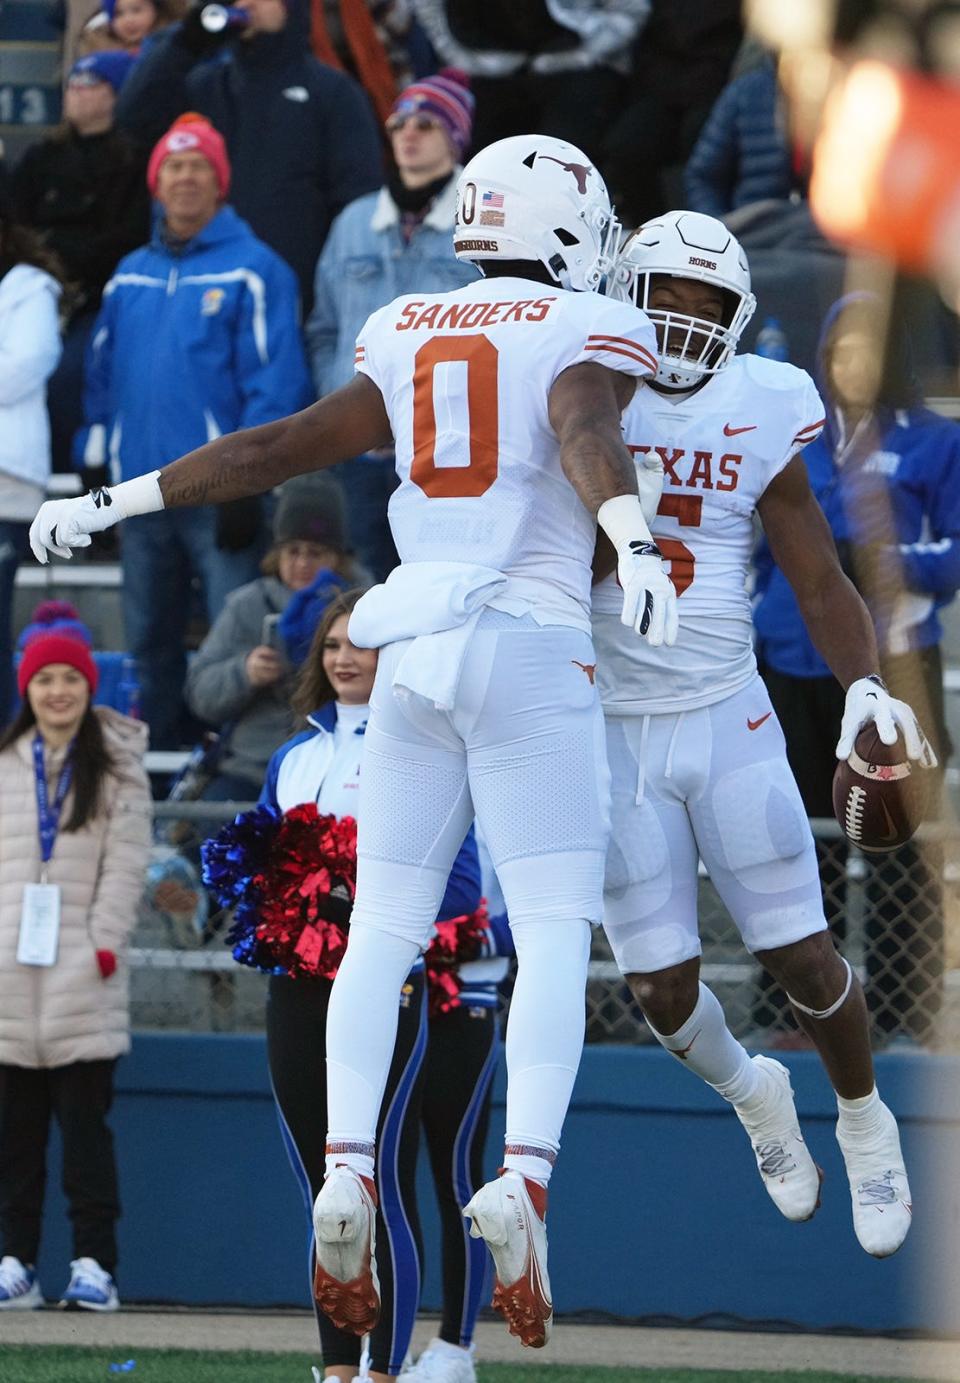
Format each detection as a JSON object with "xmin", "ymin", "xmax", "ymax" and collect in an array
[{"xmin": 33, "ymin": 1035, "xmax": 956, "ymax": 1332}]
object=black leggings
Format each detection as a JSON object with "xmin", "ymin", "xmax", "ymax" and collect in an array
[
  {"xmin": 267, "ymin": 971, "xmax": 427, "ymax": 1377},
  {"xmin": 422, "ymin": 1005, "xmax": 499, "ymax": 1349},
  {"xmin": 0, "ymin": 1060, "xmax": 120, "ymax": 1273}
]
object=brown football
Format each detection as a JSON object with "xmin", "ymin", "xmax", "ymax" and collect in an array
[{"xmin": 832, "ymin": 725, "xmax": 925, "ymax": 852}]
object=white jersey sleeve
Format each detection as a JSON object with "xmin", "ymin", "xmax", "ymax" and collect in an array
[
  {"xmin": 549, "ymin": 298, "xmax": 659, "ymax": 382},
  {"xmin": 767, "ymin": 362, "xmax": 826, "ymax": 482}
]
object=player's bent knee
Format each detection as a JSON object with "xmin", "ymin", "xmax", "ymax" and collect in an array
[
  {"xmin": 626, "ymin": 959, "xmax": 699, "ymax": 1029},
  {"xmin": 757, "ymin": 932, "xmax": 847, "ymax": 1010}
]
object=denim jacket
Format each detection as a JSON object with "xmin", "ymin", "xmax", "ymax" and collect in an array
[{"xmin": 305, "ymin": 173, "xmax": 480, "ymax": 399}]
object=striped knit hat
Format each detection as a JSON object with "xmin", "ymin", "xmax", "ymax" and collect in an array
[{"xmin": 389, "ymin": 68, "xmax": 474, "ymax": 159}]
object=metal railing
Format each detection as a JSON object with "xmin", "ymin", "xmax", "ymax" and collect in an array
[{"xmin": 132, "ymin": 804, "xmax": 960, "ymax": 1051}]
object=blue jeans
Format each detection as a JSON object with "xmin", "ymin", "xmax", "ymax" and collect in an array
[
  {"xmin": 0, "ymin": 520, "xmax": 29, "ymax": 730},
  {"xmin": 122, "ymin": 507, "xmax": 261, "ymax": 750},
  {"xmin": 331, "ymin": 453, "xmax": 399, "ymax": 583}
]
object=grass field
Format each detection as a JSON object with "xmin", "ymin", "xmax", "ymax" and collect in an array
[{"xmin": 0, "ymin": 1350, "xmax": 933, "ymax": 1383}]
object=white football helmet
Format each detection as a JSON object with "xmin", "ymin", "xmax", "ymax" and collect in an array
[
  {"xmin": 454, "ymin": 135, "xmax": 620, "ymax": 292},
  {"xmin": 610, "ymin": 211, "xmax": 756, "ymax": 388}
]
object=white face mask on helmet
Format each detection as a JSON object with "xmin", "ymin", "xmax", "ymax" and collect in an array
[
  {"xmin": 454, "ymin": 134, "xmax": 620, "ymax": 292},
  {"xmin": 609, "ymin": 211, "xmax": 756, "ymax": 388}
]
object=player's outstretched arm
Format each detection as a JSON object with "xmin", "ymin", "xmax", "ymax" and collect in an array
[
  {"xmin": 29, "ymin": 376, "xmax": 392, "ymax": 562},
  {"xmin": 549, "ymin": 363, "xmax": 677, "ymax": 646},
  {"xmin": 757, "ymin": 454, "xmax": 930, "ymax": 761}
]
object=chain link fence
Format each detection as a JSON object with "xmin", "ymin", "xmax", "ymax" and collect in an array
[{"xmin": 132, "ymin": 803, "xmax": 960, "ymax": 1051}]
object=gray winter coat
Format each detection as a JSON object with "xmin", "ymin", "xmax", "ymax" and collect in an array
[{"xmin": 185, "ymin": 576, "xmax": 298, "ymax": 789}]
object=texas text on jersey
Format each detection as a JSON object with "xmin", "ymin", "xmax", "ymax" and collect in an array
[{"xmin": 593, "ymin": 352, "xmax": 825, "ymax": 712}]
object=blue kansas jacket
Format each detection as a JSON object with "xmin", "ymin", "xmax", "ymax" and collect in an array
[
  {"xmin": 76, "ymin": 205, "xmax": 312, "ymax": 481},
  {"xmin": 754, "ymin": 294, "xmax": 960, "ymax": 674}
]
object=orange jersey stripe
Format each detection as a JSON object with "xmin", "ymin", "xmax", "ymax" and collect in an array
[
  {"xmin": 587, "ymin": 334, "xmax": 657, "ymax": 364},
  {"xmin": 584, "ymin": 341, "xmax": 658, "ymax": 372},
  {"xmin": 792, "ymin": 418, "xmax": 826, "ymax": 441}
]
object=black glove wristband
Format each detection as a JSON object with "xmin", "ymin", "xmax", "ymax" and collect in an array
[{"xmin": 866, "ymin": 674, "xmax": 889, "ymax": 692}]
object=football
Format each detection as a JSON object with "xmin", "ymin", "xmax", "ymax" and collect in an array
[{"xmin": 832, "ymin": 724, "xmax": 925, "ymax": 852}]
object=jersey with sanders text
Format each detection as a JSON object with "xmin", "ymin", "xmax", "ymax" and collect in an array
[
  {"xmin": 354, "ymin": 276, "xmax": 657, "ymax": 628},
  {"xmin": 593, "ymin": 353, "xmax": 824, "ymax": 713}
]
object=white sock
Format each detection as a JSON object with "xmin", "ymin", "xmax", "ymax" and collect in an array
[
  {"xmin": 836, "ymin": 1085, "xmax": 883, "ymax": 1136},
  {"xmin": 503, "ymin": 917, "xmax": 591, "ymax": 1185},
  {"xmin": 325, "ymin": 923, "xmax": 421, "ymax": 1166},
  {"xmin": 502, "ymin": 1150, "xmax": 555, "ymax": 1185},
  {"xmin": 647, "ymin": 982, "xmax": 760, "ymax": 1109}
]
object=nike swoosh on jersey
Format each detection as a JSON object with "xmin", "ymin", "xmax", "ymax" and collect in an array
[
  {"xmin": 747, "ymin": 712, "xmax": 772, "ymax": 731},
  {"xmin": 723, "ymin": 423, "xmax": 757, "ymax": 436}
]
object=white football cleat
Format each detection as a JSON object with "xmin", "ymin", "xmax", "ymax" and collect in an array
[
  {"xmin": 836, "ymin": 1100, "xmax": 912, "ymax": 1257},
  {"xmin": 733, "ymin": 1056, "xmax": 823, "ymax": 1222},
  {"xmin": 463, "ymin": 1172, "xmax": 552, "ymax": 1348},
  {"xmin": 404, "ymin": 1338, "xmax": 477, "ymax": 1382},
  {"xmin": 312, "ymin": 1166, "xmax": 380, "ymax": 1334}
]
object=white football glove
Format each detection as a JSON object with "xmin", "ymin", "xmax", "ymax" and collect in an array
[
  {"xmin": 617, "ymin": 540, "xmax": 679, "ymax": 647},
  {"xmin": 636, "ymin": 451, "xmax": 664, "ymax": 528},
  {"xmin": 30, "ymin": 492, "xmax": 112, "ymax": 561},
  {"xmin": 29, "ymin": 471, "xmax": 164, "ymax": 563},
  {"xmin": 835, "ymin": 675, "xmax": 938, "ymax": 766}
]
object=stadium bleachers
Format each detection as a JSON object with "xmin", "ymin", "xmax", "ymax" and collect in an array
[{"xmin": 0, "ymin": 0, "xmax": 61, "ymax": 164}]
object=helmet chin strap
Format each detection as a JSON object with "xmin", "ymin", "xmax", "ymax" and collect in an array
[{"xmin": 654, "ymin": 357, "xmax": 708, "ymax": 390}]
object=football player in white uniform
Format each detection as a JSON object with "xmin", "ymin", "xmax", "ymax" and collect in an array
[
  {"xmin": 30, "ymin": 137, "xmax": 677, "ymax": 1350},
  {"xmin": 597, "ymin": 211, "xmax": 929, "ymax": 1259}
]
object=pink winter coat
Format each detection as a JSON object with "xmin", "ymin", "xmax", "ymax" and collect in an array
[{"xmin": 0, "ymin": 707, "xmax": 151, "ymax": 1068}]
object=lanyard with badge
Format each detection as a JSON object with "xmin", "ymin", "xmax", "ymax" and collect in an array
[{"xmin": 17, "ymin": 735, "xmax": 73, "ymax": 967}]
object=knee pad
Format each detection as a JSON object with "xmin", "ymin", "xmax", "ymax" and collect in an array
[
  {"xmin": 496, "ymin": 851, "xmax": 605, "ymax": 927},
  {"xmin": 351, "ymin": 858, "xmax": 449, "ymax": 948},
  {"xmin": 509, "ymin": 914, "xmax": 591, "ymax": 967}
]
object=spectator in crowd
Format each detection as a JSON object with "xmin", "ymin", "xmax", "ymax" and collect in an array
[
  {"xmin": 310, "ymin": 0, "xmax": 416, "ymax": 124},
  {"xmin": 252, "ymin": 589, "xmax": 483, "ymax": 1383},
  {"xmin": 411, "ymin": 0, "xmax": 648, "ymax": 163},
  {"xmin": 0, "ymin": 629, "xmax": 151, "ymax": 1310},
  {"xmin": 754, "ymin": 291, "xmax": 960, "ymax": 1045},
  {"xmin": 78, "ymin": 0, "xmax": 187, "ymax": 57},
  {"xmin": 114, "ymin": 0, "xmax": 383, "ymax": 308},
  {"xmin": 185, "ymin": 473, "xmax": 358, "ymax": 800},
  {"xmin": 306, "ymin": 68, "xmax": 478, "ymax": 578},
  {"xmin": 76, "ymin": 114, "xmax": 312, "ymax": 749},
  {"xmin": 684, "ymin": 53, "xmax": 800, "ymax": 219},
  {"xmin": 602, "ymin": 0, "xmax": 742, "ymax": 227},
  {"xmin": 12, "ymin": 52, "xmax": 149, "ymax": 476},
  {"xmin": 0, "ymin": 198, "xmax": 63, "ymax": 729}
]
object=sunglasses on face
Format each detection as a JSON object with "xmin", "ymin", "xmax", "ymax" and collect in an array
[
  {"xmin": 386, "ymin": 113, "xmax": 442, "ymax": 135},
  {"xmin": 67, "ymin": 72, "xmax": 108, "ymax": 88}
]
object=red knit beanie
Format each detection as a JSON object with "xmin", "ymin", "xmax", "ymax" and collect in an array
[
  {"xmin": 18, "ymin": 634, "xmax": 99, "ymax": 697},
  {"xmin": 147, "ymin": 114, "xmax": 231, "ymax": 200}
]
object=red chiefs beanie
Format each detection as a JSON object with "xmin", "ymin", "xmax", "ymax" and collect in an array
[
  {"xmin": 147, "ymin": 114, "xmax": 231, "ymax": 200},
  {"xmin": 18, "ymin": 634, "xmax": 99, "ymax": 697}
]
